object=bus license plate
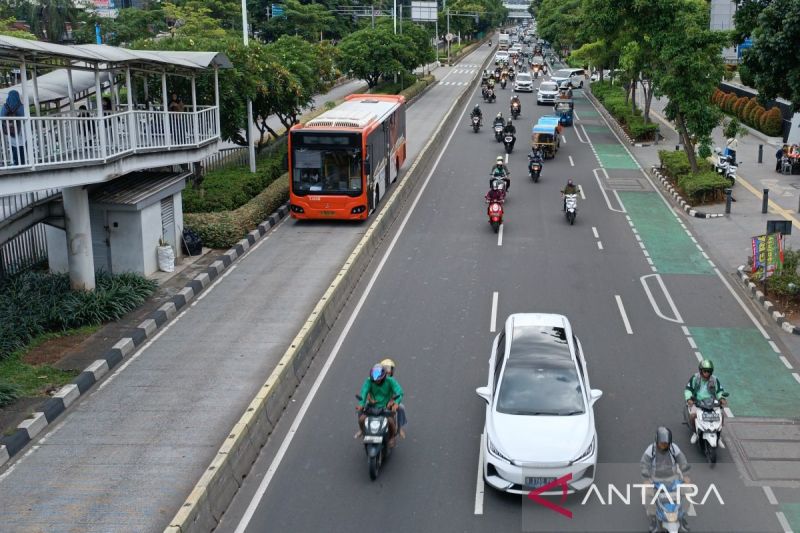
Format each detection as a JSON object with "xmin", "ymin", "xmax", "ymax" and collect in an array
[{"xmin": 320, "ymin": 210, "xmax": 336, "ymax": 216}]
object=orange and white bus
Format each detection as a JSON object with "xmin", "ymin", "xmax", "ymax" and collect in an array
[{"xmin": 288, "ymin": 94, "xmax": 407, "ymax": 220}]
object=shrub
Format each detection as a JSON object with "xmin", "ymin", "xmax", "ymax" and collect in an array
[
  {"xmin": 677, "ymin": 170, "xmax": 730, "ymax": 204},
  {"xmin": 732, "ymin": 96, "xmax": 748, "ymax": 116},
  {"xmin": 659, "ymin": 150, "xmax": 692, "ymax": 179},
  {"xmin": 0, "ymin": 381, "xmax": 20, "ymax": 407},
  {"xmin": 0, "ymin": 271, "xmax": 157, "ymax": 361},
  {"xmin": 183, "ymin": 145, "xmax": 287, "ymax": 213},
  {"xmin": 762, "ymin": 107, "xmax": 784, "ymax": 137},
  {"xmin": 751, "ymin": 105, "xmax": 766, "ymax": 129},
  {"xmin": 724, "ymin": 93, "xmax": 738, "ymax": 113},
  {"xmin": 698, "ymin": 144, "xmax": 712, "ymax": 159},
  {"xmin": 629, "ymin": 119, "xmax": 659, "ymax": 140},
  {"xmin": 740, "ymin": 97, "xmax": 757, "ymax": 123},
  {"xmin": 712, "ymin": 89, "xmax": 724, "ymax": 105},
  {"xmin": 184, "ymin": 175, "xmax": 290, "ymax": 249}
]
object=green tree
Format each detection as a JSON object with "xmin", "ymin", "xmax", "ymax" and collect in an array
[
  {"xmin": 653, "ymin": 0, "xmax": 729, "ymax": 172},
  {"xmin": 26, "ymin": 0, "xmax": 80, "ymax": 43},
  {"xmin": 734, "ymin": 0, "xmax": 800, "ymax": 111},
  {"xmin": 0, "ymin": 17, "xmax": 36, "ymax": 39},
  {"xmin": 535, "ymin": 0, "xmax": 581, "ymax": 54},
  {"xmin": 163, "ymin": 1, "xmax": 229, "ymax": 40},
  {"xmin": 337, "ymin": 26, "xmax": 416, "ymax": 88},
  {"xmin": 257, "ymin": 0, "xmax": 337, "ymax": 42},
  {"xmin": 381, "ymin": 19, "xmax": 435, "ymax": 69}
]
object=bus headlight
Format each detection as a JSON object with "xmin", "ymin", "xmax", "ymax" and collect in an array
[
  {"xmin": 351, "ymin": 205, "xmax": 366, "ymax": 214},
  {"xmin": 290, "ymin": 204, "xmax": 304, "ymax": 213}
]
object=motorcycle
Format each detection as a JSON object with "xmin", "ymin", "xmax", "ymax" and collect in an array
[
  {"xmin": 486, "ymin": 188, "xmax": 505, "ymax": 233},
  {"xmin": 503, "ymin": 133, "xmax": 516, "ymax": 154},
  {"xmin": 686, "ymin": 393, "xmax": 728, "ymax": 465},
  {"xmin": 483, "ymin": 87, "xmax": 496, "ymax": 103},
  {"xmin": 510, "ymin": 102, "xmax": 521, "ymax": 119},
  {"xmin": 471, "ymin": 115, "xmax": 482, "ymax": 133},
  {"xmin": 565, "ymin": 193, "xmax": 577, "ymax": 224},
  {"xmin": 494, "ymin": 123, "xmax": 505, "ymax": 142},
  {"xmin": 652, "ymin": 478, "xmax": 689, "ymax": 533},
  {"xmin": 528, "ymin": 157, "xmax": 542, "ymax": 182},
  {"xmin": 500, "ymin": 77, "xmax": 507, "ymax": 90},
  {"xmin": 356, "ymin": 394, "xmax": 398, "ymax": 481},
  {"xmin": 714, "ymin": 149, "xmax": 737, "ymax": 186}
]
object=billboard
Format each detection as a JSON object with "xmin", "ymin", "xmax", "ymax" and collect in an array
[{"xmin": 411, "ymin": 1, "xmax": 437, "ymax": 22}]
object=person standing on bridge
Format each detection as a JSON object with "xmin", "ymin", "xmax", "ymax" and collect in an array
[{"xmin": 1, "ymin": 90, "xmax": 26, "ymax": 166}]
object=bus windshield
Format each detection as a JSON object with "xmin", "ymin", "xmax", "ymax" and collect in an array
[{"xmin": 293, "ymin": 146, "xmax": 362, "ymax": 195}]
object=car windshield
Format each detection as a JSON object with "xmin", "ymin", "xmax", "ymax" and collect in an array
[
  {"xmin": 540, "ymin": 82, "xmax": 557, "ymax": 91},
  {"xmin": 554, "ymin": 69, "xmax": 573, "ymax": 78},
  {"xmin": 496, "ymin": 359, "xmax": 585, "ymax": 416},
  {"xmin": 517, "ymin": 74, "xmax": 531, "ymax": 82}
]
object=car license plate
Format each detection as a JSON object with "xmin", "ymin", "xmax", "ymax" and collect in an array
[
  {"xmin": 525, "ymin": 477, "xmax": 556, "ymax": 489},
  {"xmin": 320, "ymin": 210, "xmax": 336, "ymax": 216},
  {"xmin": 363, "ymin": 435, "xmax": 382, "ymax": 444}
]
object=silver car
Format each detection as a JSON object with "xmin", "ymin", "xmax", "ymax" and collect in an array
[
  {"xmin": 536, "ymin": 81, "xmax": 559, "ymax": 105},
  {"xmin": 514, "ymin": 73, "xmax": 533, "ymax": 92}
]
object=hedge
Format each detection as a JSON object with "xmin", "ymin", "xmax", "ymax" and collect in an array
[
  {"xmin": 714, "ymin": 90, "xmax": 783, "ymax": 138},
  {"xmin": 740, "ymin": 98, "xmax": 757, "ymax": 123},
  {"xmin": 762, "ymin": 107, "xmax": 783, "ymax": 136},
  {"xmin": 183, "ymin": 146, "xmax": 287, "ymax": 213},
  {"xmin": 751, "ymin": 105, "xmax": 766, "ymax": 128},
  {"xmin": 732, "ymin": 96, "xmax": 748, "ymax": 116},
  {"xmin": 659, "ymin": 150, "xmax": 726, "ymax": 204},
  {"xmin": 398, "ymin": 75, "xmax": 435, "ymax": 101},
  {"xmin": 724, "ymin": 93, "xmax": 737, "ymax": 113},
  {"xmin": 184, "ymin": 176, "xmax": 289, "ymax": 249},
  {"xmin": 591, "ymin": 81, "xmax": 658, "ymax": 141}
]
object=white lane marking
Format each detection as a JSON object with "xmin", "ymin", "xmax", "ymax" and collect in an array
[
  {"xmin": 725, "ymin": 407, "xmax": 734, "ymax": 418},
  {"xmin": 687, "ymin": 337, "xmax": 697, "ymax": 349},
  {"xmin": 569, "ymin": 155, "xmax": 575, "ymax": 167},
  {"xmin": 579, "ymin": 184, "xmax": 586, "ymax": 200},
  {"xmin": 597, "ymin": 241, "xmax": 603, "ymax": 250},
  {"xmin": 642, "ymin": 250, "xmax": 650, "ymax": 257},
  {"xmin": 592, "ymin": 226, "xmax": 599, "ymax": 238},
  {"xmin": 497, "ymin": 223, "xmax": 504, "ymax": 246},
  {"xmin": 695, "ymin": 352, "xmax": 703, "ymax": 362},
  {"xmin": 505, "ymin": 153, "xmax": 509, "ymax": 164},
  {"xmin": 631, "ymin": 228, "xmax": 638, "ymax": 234},
  {"xmin": 634, "ymin": 234, "xmax": 642, "ymax": 242},
  {"xmin": 681, "ymin": 326, "xmax": 690, "ymax": 336},
  {"xmin": 615, "ymin": 295, "xmax": 633, "ymax": 334},
  {"xmin": 776, "ymin": 511, "xmax": 792, "ymax": 533},
  {"xmin": 593, "ymin": 168, "xmax": 624, "ymax": 212},
  {"xmin": 573, "ymin": 111, "xmax": 580, "ymax": 121},
  {"xmin": 490, "ymin": 291, "xmax": 499, "ymax": 333},
  {"xmin": 638, "ymin": 241, "xmax": 646, "ymax": 250},
  {"xmin": 769, "ymin": 340, "xmax": 781, "ymax": 353},
  {"xmin": 763, "ymin": 486, "xmax": 778, "ymax": 505},
  {"xmin": 793, "ymin": 373, "xmax": 800, "ymax": 385},
  {"xmin": 474, "ymin": 430, "xmax": 486, "ymax": 515},
  {"xmin": 640, "ymin": 274, "xmax": 684, "ymax": 324},
  {"xmin": 646, "ymin": 258, "xmax": 654, "ymax": 266},
  {"xmin": 233, "ymin": 77, "xmax": 478, "ymax": 533},
  {"xmin": 712, "ymin": 268, "xmax": 770, "ymax": 339},
  {"xmin": 780, "ymin": 356, "xmax": 793, "ymax": 369},
  {"xmin": 561, "ymin": 135, "xmax": 567, "ymax": 144},
  {"xmin": 701, "ymin": 251, "xmax": 709, "ymax": 259}
]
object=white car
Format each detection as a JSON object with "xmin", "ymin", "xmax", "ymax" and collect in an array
[
  {"xmin": 476, "ymin": 313, "xmax": 602, "ymax": 495},
  {"xmin": 513, "ymin": 72, "xmax": 533, "ymax": 92},
  {"xmin": 550, "ymin": 68, "xmax": 585, "ymax": 89},
  {"xmin": 536, "ymin": 81, "xmax": 559, "ymax": 105},
  {"xmin": 494, "ymin": 51, "xmax": 510, "ymax": 63}
]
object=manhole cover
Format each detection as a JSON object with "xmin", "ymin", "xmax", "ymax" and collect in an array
[{"xmin": 725, "ymin": 417, "xmax": 800, "ymax": 488}]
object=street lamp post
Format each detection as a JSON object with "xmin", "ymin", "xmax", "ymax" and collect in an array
[{"xmin": 242, "ymin": 0, "xmax": 256, "ymax": 173}]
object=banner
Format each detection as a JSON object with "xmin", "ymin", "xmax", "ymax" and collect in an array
[{"xmin": 751, "ymin": 233, "xmax": 784, "ymax": 278}]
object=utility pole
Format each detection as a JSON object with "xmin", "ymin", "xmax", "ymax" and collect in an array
[{"xmin": 242, "ymin": 0, "xmax": 256, "ymax": 173}]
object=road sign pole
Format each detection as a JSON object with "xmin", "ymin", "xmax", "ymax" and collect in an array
[{"xmin": 242, "ymin": 0, "xmax": 256, "ymax": 173}]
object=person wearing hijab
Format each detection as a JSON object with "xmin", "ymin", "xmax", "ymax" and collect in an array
[{"xmin": 1, "ymin": 90, "xmax": 26, "ymax": 165}]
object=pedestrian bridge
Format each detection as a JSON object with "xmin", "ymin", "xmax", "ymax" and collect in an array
[{"xmin": 502, "ymin": 1, "xmax": 531, "ymax": 18}]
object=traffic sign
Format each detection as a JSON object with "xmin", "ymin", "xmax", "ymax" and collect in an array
[
  {"xmin": 271, "ymin": 4, "xmax": 284, "ymax": 17},
  {"xmin": 445, "ymin": 33, "xmax": 454, "ymax": 41}
]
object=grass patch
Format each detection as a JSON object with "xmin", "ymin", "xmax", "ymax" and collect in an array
[
  {"xmin": 591, "ymin": 81, "xmax": 659, "ymax": 141},
  {"xmin": 370, "ymin": 72, "xmax": 422, "ymax": 95},
  {"xmin": 0, "ymin": 326, "xmax": 95, "ymax": 404}
]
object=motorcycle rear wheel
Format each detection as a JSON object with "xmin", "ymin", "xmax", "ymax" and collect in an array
[
  {"xmin": 703, "ymin": 441, "xmax": 717, "ymax": 465},
  {"xmin": 368, "ymin": 453, "xmax": 381, "ymax": 480},
  {"xmin": 567, "ymin": 212, "xmax": 575, "ymax": 225},
  {"xmin": 491, "ymin": 221, "xmax": 500, "ymax": 233}
]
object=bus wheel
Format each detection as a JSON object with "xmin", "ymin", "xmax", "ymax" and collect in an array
[{"xmin": 375, "ymin": 186, "xmax": 380, "ymax": 206}]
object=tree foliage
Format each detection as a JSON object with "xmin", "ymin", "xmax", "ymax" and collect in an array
[
  {"xmin": 337, "ymin": 26, "xmax": 417, "ymax": 88},
  {"xmin": 0, "ymin": 17, "xmax": 36, "ymax": 39},
  {"xmin": 735, "ymin": 0, "xmax": 800, "ymax": 110}
]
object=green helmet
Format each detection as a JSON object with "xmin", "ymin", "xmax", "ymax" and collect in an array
[{"xmin": 699, "ymin": 359, "xmax": 714, "ymax": 374}]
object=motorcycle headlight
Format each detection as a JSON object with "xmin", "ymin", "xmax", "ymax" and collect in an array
[
  {"xmin": 573, "ymin": 437, "xmax": 595, "ymax": 463},
  {"xmin": 487, "ymin": 437, "xmax": 512, "ymax": 463},
  {"xmin": 369, "ymin": 420, "xmax": 381, "ymax": 431}
]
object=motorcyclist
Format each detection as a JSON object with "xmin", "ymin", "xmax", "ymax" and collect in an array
[
  {"xmin": 493, "ymin": 112, "xmax": 505, "ymax": 129},
  {"xmin": 685, "ymin": 359, "xmax": 727, "ymax": 444},
  {"xmin": 485, "ymin": 178, "xmax": 506, "ymax": 203},
  {"xmin": 561, "ymin": 178, "xmax": 579, "ymax": 211},
  {"xmin": 490, "ymin": 156, "xmax": 511, "ymax": 191},
  {"xmin": 510, "ymin": 95, "xmax": 521, "ymax": 116},
  {"xmin": 356, "ymin": 363, "xmax": 404, "ymax": 447},
  {"xmin": 502, "ymin": 119, "xmax": 516, "ymax": 150},
  {"xmin": 380, "ymin": 358, "xmax": 407, "ymax": 439},
  {"xmin": 471, "ymin": 104, "xmax": 483, "ymax": 124},
  {"xmin": 529, "ymin": 147, "xmax": 544, "ymax": 164},
  {"xmin": 640, "ymin": 427, "xmax": 691, "ymax": 533}
]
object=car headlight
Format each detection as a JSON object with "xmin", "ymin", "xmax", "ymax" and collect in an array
[
  {"xmin": 487, "ymin": 437, "xmax": 512, "ymax": 463},
  {"xmin": 572, "ymin": 436, "xmax": 595, "ymax": 463}
]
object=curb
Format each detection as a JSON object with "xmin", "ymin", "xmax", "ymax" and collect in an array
[
  {"xmin": 650, "ymin": 166, "xmax": 725, "ymax": 219},
  {"xmin": 164, "ymin": 49, "xmax": 494, "ymax": 533},
  {"xmin": 736, "ymin": 265, "xmax": 800, "ymax": 335},
  {"xmin": 0, "ymin": 203, "xmax": 292, "ymax": 468}
]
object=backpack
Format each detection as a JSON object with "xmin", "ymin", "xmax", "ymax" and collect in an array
[{"xmin": 2, "ymin": 103, "xmax": 20, "ymax": 137}]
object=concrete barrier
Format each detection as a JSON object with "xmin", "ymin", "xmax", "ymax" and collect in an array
[{"xmin": 165, "ymin": 49, "xmax": 494, "ymax": 533}]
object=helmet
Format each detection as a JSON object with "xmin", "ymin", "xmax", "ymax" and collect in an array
[
  {"xmin": 699, "ymin": 359, "xmax": 714, "ymax": 374},
  {"xmin": 380, "ymin": 358, "xmax": 396, "ymax": 375},
  {"xmin": 370, "ymin": 363, "xmax": 387, "ymax": 382},
  {"xmin": 655, "ymin": 426, "xmax": 672, "ymax": 451},
  {"xmin": 567, "ymin": 178, "xmax": 574, "ymax": 186},
  {"xmin": 496, "ymin": 112, "xmax": 503, "ymax": 118},
  {"xmin": 507, "ymin": 120, "xmax": 513, "ymax": 127},
  {"xmin": 473, "ymin": 104, "xmax": 480, "ymax": 111},
  {"xmin": 496, "ymin": 156, "xmax": 504, "ymax": 164}
]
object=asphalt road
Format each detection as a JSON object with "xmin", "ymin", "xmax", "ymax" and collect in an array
[{"xmin": 217, "ymin": 67, "xmax": 794, "ymax": 532}]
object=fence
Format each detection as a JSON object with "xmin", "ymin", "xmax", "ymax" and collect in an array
[
  {"xmin": 197, "ymin": 135, "xmax": 288, "ymax": 176},
  {"xmin": 0, "ymin": 223, "xmax": 47, "ymax": 280}
]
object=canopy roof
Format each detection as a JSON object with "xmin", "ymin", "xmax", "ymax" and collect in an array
[
  {"xmin": 0, "ymin": 69, "xmax": 113, "ymax": 104},
  {"xmin": 0, "ymin": 35, "xmax": 232, "ymax": 72}
]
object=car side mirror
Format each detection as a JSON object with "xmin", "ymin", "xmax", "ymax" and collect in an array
[
  {"xmin": 590, "ymin": 389, "xmax": 603, "ymax": 404},
  {"xmin": 476, "ymin": 386, "xmax": 492, "ymax": 404}
]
